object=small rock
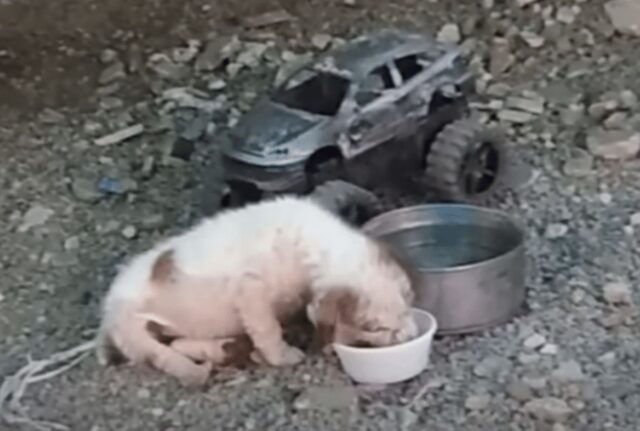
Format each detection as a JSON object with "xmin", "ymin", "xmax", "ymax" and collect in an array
[
  {"xmin": 506, "ymin": 95, "xmax": 545, "ymax": 115},
  {"xmin": 490, "ymin": 38, "xmax": 514, "ymax": 76},
  {"xmin": 71, "ymin": 177, "xmax": 102, "ymax": 203},
  {"xmin": 226, "ymin": 62, "xmax": 244, "ymax": 77},
  {"xmin": 630, "ymin": 212, "xmax": 640, "ymax": 225},
  {"xmin": 236, "ymin": 42, "xmax": 268, "ymax": 68},
  {"xmin": 39, "ymin": 108, "xmax": 65, "ymax": 124},
  {"xmin": 520, "ymin": 31, "xmax": 545, "ymax": 48},
  {"xmin": 437, "ymin": 23, "xmax": 461, "ymax": 44},
  {"xmin": 207, "ymin": 78, "xmax": 227, "ymax": 91},
  {"xmin": 311, "ymin": 34, "xmax": 333, "ymax": 50},
  {"xmin": 602, "ymin": 281, "xmax": 633, "ymax": 305},
  {"xmin": 18, "ymin": 205, "xmax": 54, "ymax": 232},
  {"xmin": 498, "ymin": 109, "xmax": 536, "ymax": 124},
  {"xmin": 122, "ymin": 225, "xmax": 137, "ymax": 239},
  {"xmin": 240, "ymin": 9, "xmax": 296, "ymax": 28},
  {"xmin": 506, "ymin": 380, "xmax": 533, "ymax": 402},
  {"xmin": 97, "ymin": 176, "xmax": 138, "ymax": 195},
  {"xmin": 524, "ymin": 397, "xmax": 572, "ymax": 422},
  {"xmin": 560, "ymin": 103, "xmax": 584, "ymax": 126},
  {"xmin": 486, "ymin": 83, "xmax": 511, "ymax": 97},
  {"xmin": 605, "ymin": 0, "xmax": 640, "ymax": 37},
  {"xmin": 586, "ymin": 129, "xmax": 640, "ymax": 160},
  {"xmin": 545, "ymin": 223, "xmax": 568, "ymax": 239},
  {"xmin": 563, "ymin": 149, "xmax": 593, "ymax": 177},
  {"xmin": 100, "ymin": 48, "xmax": 119, "ymax": 64},
  {"xmin": 588, "ymin": 100, "xmax": 618, "ymax": 121},
  {"xmin": 140, "ymin": 214, "xmax": 165, "ymax": 230},
  {"xmin": 523, "ymin": 375, "xmax": 547, "ymax": 391},
  {"xmin": 552, "ymin": 424, "xmax": 569, "ymax": 431},
  {"xmin": 94, "ymin": 124, "xmax": 145, "ymax": 147},
  {"xmin": 556, "ymin": 6, "xmax": 577, "ymax": 24},
  {"xmin": 599, "ymin": 193, "xmax": 613, "ymax": 205},
  {"xmin": 540, "ymin": 343, "xmax": 559, "ymax": 355},
  {"xmin": 147, "ymin": 53, "xmax": 189, "ymax": 80},
  {"xmin": 603, "ymin": 111, "xmax": 628, "ymax": 130},
  {"xmin": 571, "ymin": 288, "xmax": 586, "ymax": 304},
  {"xmin": 195, "ymin": 36, "xmax": 241, "ymax": 72},
  {"xmin": 516, "ymin": 0, "xmax": 538, "ymax": 7},
  {"xmin": 524, "ymin": 333, "xmax": 546, "ymax": 349},
  {"xmin": 518, "ymin": 353, "xmax": 540, "ymax": 365},
  {"xmin": 619, "ymin": 89, "xmax": 639, "ymax": 109},
  {"xmin": 465, "ymin": 394, "xmax": 491, "ymax": 410},
  {"xmin": 293, "ymin": 386, "xmax": 358, "ymax": 411},
  {"xmin": 171, "ymin": 40, "xmax": 200, "ymax": 63},
  {"xmin": 137, "ymin": 388, "xmax": 151, "ymax": 399},
  {"xmin": 598, "ymin": 351, "xmax": 616, "ymax": 367},
  {"xmin": 551, "ymin": 360, "xmax": 585, "ymax": 383},
  {"xmin": 150, "ymin": 407, "xmax": 164, "ymax": 417},
  {"xmin": 64, "ymin": 236, "xmax": 80, "ymax": 250},
  {"xmin": 98, "ymin": 61, "xmax": 126, "ymax": 85}
]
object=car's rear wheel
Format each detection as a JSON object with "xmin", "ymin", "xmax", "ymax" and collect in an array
[
  {"xmin": 219, "ymin": 183, "xmax": 263, "ymax": 209},
  {"xmin": 424, "ymin": 117, "xmax": 507, "ymax": 203}
]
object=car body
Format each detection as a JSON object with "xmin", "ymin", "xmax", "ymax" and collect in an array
[{"xmin": 220, "ymin": 28, "xmax": 476, "ymax": 198}]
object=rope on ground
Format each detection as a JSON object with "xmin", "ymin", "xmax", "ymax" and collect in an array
[{"xmin": 0, "ymin": 340, "xmax": 96, "ymax": 431}]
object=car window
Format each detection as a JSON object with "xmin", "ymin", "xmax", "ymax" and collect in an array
[
  {"xmin": 272, "ymin": 68, "xmax": 351, "ymax": 116},
  {"xmin": 394, "ymin": 53, "xmax": 431, "ymax": 82},
  {"xmin": 355, "ymin": 64, "xmax": 395, "ymax": 106}
]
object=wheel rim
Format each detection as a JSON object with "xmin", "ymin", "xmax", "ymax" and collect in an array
[{"xmin": 460, "ymin": 140, "xmax": 500, "ymax": 195}]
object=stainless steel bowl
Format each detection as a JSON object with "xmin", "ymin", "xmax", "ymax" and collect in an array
[{"xmin": 362, "ymin": 204, "xmax": 526, "ymax": 335}]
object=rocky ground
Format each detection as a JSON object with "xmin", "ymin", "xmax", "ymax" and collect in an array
[{"xmin": 1, "ymin": 0, "xmax": 640, "ymax": 430}]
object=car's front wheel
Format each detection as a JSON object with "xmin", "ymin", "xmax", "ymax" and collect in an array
[{"xmin": 424, "ymin": 117, "xmax": 507, "ymax": 203}]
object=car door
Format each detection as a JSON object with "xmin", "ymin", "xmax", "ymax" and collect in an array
[
  {"xmin": 388, "ymin": 52, "xmax": 434, "ymax": 138},
  {"xmin": 341, "ymin": 62, "xmax": 404, "ymax": 158}
]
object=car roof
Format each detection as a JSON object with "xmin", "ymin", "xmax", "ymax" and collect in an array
[{"xmin": 319, "ymin": 28, "xmax": 449, "ymax": 79}]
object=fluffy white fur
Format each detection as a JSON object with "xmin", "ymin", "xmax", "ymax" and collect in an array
[{"xmin": 96, "ymin": 195, "xmax": 417, "ymax": 386}]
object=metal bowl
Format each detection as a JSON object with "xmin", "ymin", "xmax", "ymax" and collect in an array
[{"xmin": 362, "ymin": 204, "xmax": 526, "ymax": 335}]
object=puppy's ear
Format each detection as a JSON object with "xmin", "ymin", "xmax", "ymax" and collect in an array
[
  {"xmin": 372, "ymin": 238, "xmax": 418, "ymax": 303},
  {"xmin": 309, "ymin": 288, "xmax": 358, "ymax": 354},
  {"xmin": 151, "ymin": 250, "xmax": 174, "ymax": 284}
]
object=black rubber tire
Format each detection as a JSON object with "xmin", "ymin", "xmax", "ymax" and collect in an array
[
  {"xmin": 424, "ymin": 117, "xmax": 507, "ymax": 203},
  {"xmin": 306, "ymin": 157, "xmax": 346, "ymax": 191},
  {"xmin": 219, "ymin": 184, "xmax": 263, "ymax": 209}
]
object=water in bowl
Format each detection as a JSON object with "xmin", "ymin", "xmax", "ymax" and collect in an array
[{"xmin": 381, "ymin": 224, "xmax": 517, "ymax": 270}]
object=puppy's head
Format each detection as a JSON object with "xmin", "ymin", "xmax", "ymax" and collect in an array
[{"xmin": 308, "ymin": 285, "xmax": 417, "ymax": 352}]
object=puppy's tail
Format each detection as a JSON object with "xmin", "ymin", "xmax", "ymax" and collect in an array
[{"xmin": 308, "ymin": 180, "xmax": 382, "ymax": 220}]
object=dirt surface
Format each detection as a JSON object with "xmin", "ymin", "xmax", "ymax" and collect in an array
[{"xmin": 2, "ymin": 0, "xmax": 640, "ymax": 430}]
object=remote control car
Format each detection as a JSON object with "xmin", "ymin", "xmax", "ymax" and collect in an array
[{"xmin": 218, "ymin": 28, "xmax": 508, "ymax": 206}]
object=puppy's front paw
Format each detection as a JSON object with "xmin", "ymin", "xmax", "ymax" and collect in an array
[
  {"xmin": 175, "ymin": 362, "xmax": 212, "ymax": 388},
  {"xmin": 262, "ymin": 345, "xmax": 305, "ymax": 367}
]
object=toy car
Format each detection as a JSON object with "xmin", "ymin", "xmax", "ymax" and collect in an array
[{"xmin": 218, "ymin": 28, "xmax": 508, "ymax": 207}]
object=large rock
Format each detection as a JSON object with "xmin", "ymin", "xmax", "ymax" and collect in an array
[
  {"xmin": 586, "ymin": 128, "xmax": 640, "ymax": 160},
  {"xmin": 524, "ymin": 397, "xmax": 572, "ymax": 422},
  {"xmin": 605, "ymin": 0, "xmax": 640, "ymax": 36}
]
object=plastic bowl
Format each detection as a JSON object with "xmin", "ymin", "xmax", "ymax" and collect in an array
[{"xmin": 332, "ymin": 308, "xmax": 438, "ymax": 384}]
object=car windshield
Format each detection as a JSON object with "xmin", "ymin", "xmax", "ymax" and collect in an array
[{"xmin": 271, "ymin": 68, "xmax": 351, "ymax": 117}]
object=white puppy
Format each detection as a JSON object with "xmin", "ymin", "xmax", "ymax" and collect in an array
[{"xmin": 95, "ymin": 195, "xmax": 417, "ymax": 386}]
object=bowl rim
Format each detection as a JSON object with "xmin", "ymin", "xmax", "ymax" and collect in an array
[
  {"xmin": 332, "ymin": 308, "xmax": 438, "ymax": 354},
  {"xmin": 361, "ymin": 203, "xmax": 525, "ymax": 274}
]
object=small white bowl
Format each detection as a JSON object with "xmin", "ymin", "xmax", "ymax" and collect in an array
[{"xmin": 333, "ymin": 308, "xmax": 438, "ymax": 384}]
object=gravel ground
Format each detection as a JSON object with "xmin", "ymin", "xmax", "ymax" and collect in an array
[{"xmin": 1, "ymin": 0, "xmax": 640, "ymax": 430}]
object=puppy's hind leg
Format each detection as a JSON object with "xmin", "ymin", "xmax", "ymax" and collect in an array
[
  {"xmin": 170, "ymin": 336, "xmax": 254, "ymax": 369},
  {"xmin": 110, "ymin": 317, "xmax": 212, "ymax": 387}
]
